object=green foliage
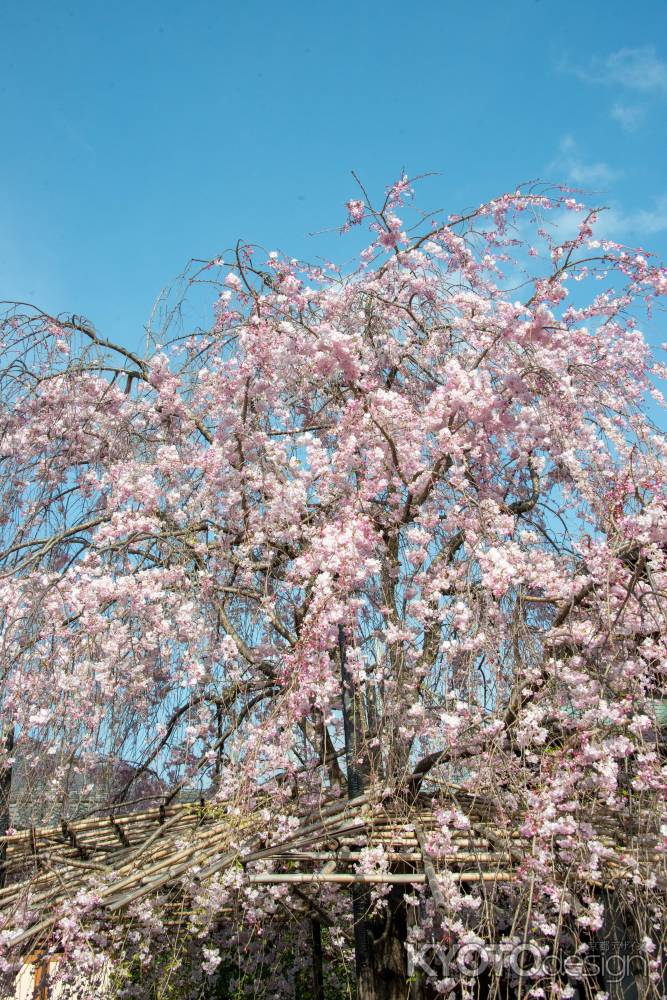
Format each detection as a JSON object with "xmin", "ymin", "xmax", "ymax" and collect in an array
[{"xmin": 106, "ymin": 922, "xmax": 356, "ymax": 999}]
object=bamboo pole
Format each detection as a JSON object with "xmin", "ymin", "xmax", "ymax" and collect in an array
[{"xmin": 246, "ymin": 872, "xmax": 517, "ymax": 884}]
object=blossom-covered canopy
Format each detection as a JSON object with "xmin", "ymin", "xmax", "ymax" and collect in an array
[{"xmin": 0, "ymin": 178, "xmax": 665, "ymax": 997}]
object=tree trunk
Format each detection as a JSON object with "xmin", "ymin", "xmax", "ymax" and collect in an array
[
  {"xmin": 0, "ymin": 727, "xmax": 14, "ymax": 890},
  {"xmin": 596, "ymin": 891, "xmax": 638, "ymax": 1000},
  {"xmin": 339, "ymin": 628, "xmax": 410, "ymax": 998},
  {"xmin": 357, "ymin": 889, "xmax": 410, "ymax": 1000}
]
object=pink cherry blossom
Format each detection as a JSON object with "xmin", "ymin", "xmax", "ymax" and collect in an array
[{"xmin": 0, "ymin": 177, "xmax": 665, "ymax": 997}]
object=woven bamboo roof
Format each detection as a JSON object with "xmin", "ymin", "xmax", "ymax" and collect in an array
[{"xmin": 0, "ymin": 783, "xmax": 664, "ymax": 958}]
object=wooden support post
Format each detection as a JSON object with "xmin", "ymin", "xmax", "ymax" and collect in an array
[
  {"xmin": 109, "ymin": 816, "xmax": 131, "ymax": 848},
  {"xmin": 311, "ymin": 919, "xmax": 325, "ymax": 1000},
  {"xmin": 30, "ymin": 952, "xmax": 50, "ymax": 1000},
  {"xmin": 414, "ymin": 826, "xmax": 446, "ymax": 914}
]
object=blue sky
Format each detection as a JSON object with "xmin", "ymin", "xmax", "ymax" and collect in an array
[{"xmin": 1, "ymin": 0, "xmax": 666, "ymax": 351}]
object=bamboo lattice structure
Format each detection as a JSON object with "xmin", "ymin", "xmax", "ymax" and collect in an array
[{"xmin": 0, "ymin": 783, "xmax": 664, "ymax": 959}]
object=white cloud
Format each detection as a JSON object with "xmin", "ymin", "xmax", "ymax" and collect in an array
[
  {"xmin": 548, "ymin": 135, "xmax": 620, "ymax": 189},
  {"xmin": 568, "ymin": 46, "xmax": 667, "ymax": 94},
  {"xmin": 562, "ymin": 47, "xmax": 666, "ymax": 133},
  {"xmin": 602, "ymin": 194, "xmax": 667, "ymax": 239},
  {"xmin": 610, "ymin": 102, "xmax": 647, "ymax": 132}
]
